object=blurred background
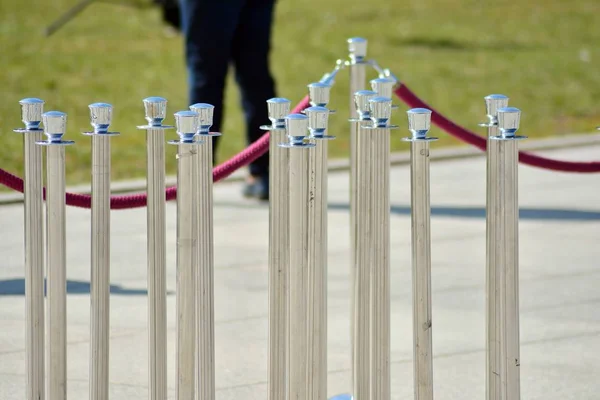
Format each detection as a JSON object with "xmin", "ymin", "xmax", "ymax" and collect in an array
[{"xmin": 0, "ymin": 0, "xmax": 598, "ymax": 185}]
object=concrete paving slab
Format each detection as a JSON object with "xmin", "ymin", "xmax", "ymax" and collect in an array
[{"xmin": 1, "ymin": 144, "xmax": 599, "ymax": 399}]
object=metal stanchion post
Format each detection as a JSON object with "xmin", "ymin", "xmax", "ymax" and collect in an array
[
  {"xmin": 170, "ymin": 110, "xmax": 201, "ymax": 400},
  {"xmin": 189, "ymin": 103, "xmax": 221, "ymax": 400},
  {"xmin": 403, "ymin": 108, "xmax": 437, "ymax": 400},
  {"xmin": 347, "ymin": 38, "xmax": 368, "ymax": 376},
  {"xmin": 137, "ymin": 97, "xmax": 173, "ymax": 400},
  {"xmin": 14, "ymin": 98, "xmax": 46, "ymax": 400},
  {"xmin": 281, "ymin": 114, "xmax": 314, "ymax": 400},
  {"xmin": 261, "ymin": 97, "xmax": 292, "ymax": 400},
  {"xmin": 305, "ymin": 104, "xmax": 334, "ymax": 400},
  {"xmin": 351, "ymin": 89, "xmax": 377, "ymax": 400},
  {"xmin": 489, "ymin": 107, "xmax": 526, "ymax": 400},
  {"xmin": 480, "ymin": 94, "xmax": 509, "ymax": 400},
  {"xmin": 365, "ymin": 97, "xmax": 396, "ymax": 400},
  {"xmin": 83, "ymin": 103, "xmax": 119, "ymax": 400},
  {"xmin": 37, "ymin": 111, "xmax": 74, "ymax": 400}
]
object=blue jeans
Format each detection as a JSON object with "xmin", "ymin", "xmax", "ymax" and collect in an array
[{"xmin": 179, "ymin": 0, "xmax": 277, "ymax": 177}]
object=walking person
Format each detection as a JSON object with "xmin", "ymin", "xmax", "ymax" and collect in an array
[{"xmin": 179, "ymin": 0, "xmax": 278, "ymax": 200}]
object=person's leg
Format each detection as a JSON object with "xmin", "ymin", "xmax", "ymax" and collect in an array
[
  {"xmin": 179, "ymin": 0, "xmax": 244, "ymax": 163},
  {"xmin": 230, "ymin": 0, "xmax": 277, "ymax": 198}
]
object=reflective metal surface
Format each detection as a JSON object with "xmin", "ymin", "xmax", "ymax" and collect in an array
[
  {"xmin": 488, "ymin": 107, "xmax": 526, "ymax": 400},
  {"xmin": 370, "ymin": 77, "xmax": 395, "ymax": 99},
  {"xmin": 361, "ymin": 97, "xmax": 396, "ymax": 400},
  {"xmin": 189, "ymin": 102, "xmax": 220, "ymax": 400},
  {"xmin": 481, "ymin": 94, "xmax": 508, "ymax": 400},
  {"xmin": 280, "ymin": 114, "xmax": 314, "ymax": 400},
  {"xmin": 308, "ymin": 82, "xmax": 333, "ymax": 109},
  {"xmin": 83, "ymin": 102, "xmax": 119, "ymax": 400},
  {"xmin": 348, "ymin": 44, "xmax": 368, "ymax": 359},
  {"xmin": 403, "ymin": 108, "xmax": 437, "ymax": 400},
  {"xmin": 305, "ymin": 105, "xmax": 334, "ymax": 400},
  {"xmin": 170, "ymin": 110, "xmax": 201, "ymax": 400},
  {"xmin": 137, "ymin": 97, "xmax": 173, "ymax": 400},
  {"xmin": 38, "ymin": 111, "xmax": 74, "ymax": 400},
  {"xmin": 14, "ymin": 98, "xmax": 45, "ymax": 400},
  {"xmin": 262, "ymin": 97, "xmax": 291, "ymax": 400},
  {"xmin": 350, "ymin": 90, "xmax": 377, "ymax": 397}
]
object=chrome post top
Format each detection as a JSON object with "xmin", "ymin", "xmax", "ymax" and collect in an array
[
  {"xmin": 348, "ymin": 37, "xmax": 367, "ymax": 63},
  {"xmin": 308, "ymin": 82, "xmax": 332, "ymax": 107},
  {"xmin": 173, "ymin": 110, "xmax": 200, "ymax": 143},
  {"xmin": 305, "ymin": 106, "xmax": 330, "ymax": 139},
  {"xmin": 143, "ymin": 96, "xmax": 168, "ymax": 127},
  {"xmin": 88, "ymin": 103, "xmax": 113, "ymax": 134},
  {"xmin": 40, "ymin": 111, "xmax": 73, "ymax": 145},
  {"xmin": 284, "ymin": 113, "xmax": 311, "ymax": 146},
  {"xmin": 354, "ymin": 90, "xmax": 377, "ymax": 120},
  {"xmin": 18, "ymin": 98, "xmax": 44, "ymax": 131},
  {"xmin": 264, "ymin": 97, "xmax": 291, "ymax": 130},
  {"xmin": 497, "ymin": 107, "xmax": 520, "ymax": 138},
  {"xmin": 403, "ymin": 107, "xmax": 436, "ymax": 142},
  {"xmin": 485, "ymin": 94, "xmax": 509, "ymax": 120},
  {"xmin": 189, "ymin": 103, "xmax": 217, "ymax": 135},
  {"xmin": 371, "ymin": 78, "xmax": 395, "ymax": 99},
  {"xmin": 369, "ymin": 97, "xmax": 392, "ymax": 128}
]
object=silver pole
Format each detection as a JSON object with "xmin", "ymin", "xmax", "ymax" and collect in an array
[
  {"xmin": 351, "ymin": 90, "xmax": 377, "ymax": 400},
  {"xmin": 261, "ymin": 98, "xmax": 292, "ymax": 400},
  {"xmin": 170, "ymin": 110, "xmax": 201, "ymax": 400},
  {"xmin": 84, "ymin": 103, "xmax": 119, "ymax": 400},
  {"xmin": 489, "ymin": 107, "xmax": 526, "ymax": 400},
  {"xmin": 305, "ymin": 102, "xmax": 334, "ymax": 400},
  {"xmin": 365, "ymin": 97, "xmax": 395, "ymax": 400},
  {"xmin": 189, "ymin": 103, "xmax": 220, "ymax": 400},
  {"xmin": 38, "ymin": 111, "xmax": 74, "ymax": 400},
  {"xmin": 14, "ymin": 99, "xmax": 46, "ymax": 400},
  {"xmin": 347, "ymin": 38, "xmax": 368, "ymax": 376},
  {"xmin": 480, "ymin": 94, "xmax": 509, "ymax": 400},
  {"xmin": 137, "ymin": 97, "xmax": 173, "ymax": 400},
  {"xmin": 281, "ymin": 114, "xmax": 314, "ymax": 400},
  {"xmin": 403, "ymin": 108, "xmax": 437, "ymax": 400}
]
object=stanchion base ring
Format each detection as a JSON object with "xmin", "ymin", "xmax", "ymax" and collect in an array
[
  {"xmin": 14, "ymin": 128, "xmax": 44, "ymax": 134},
  {"xmin": 36, "ymin": 140, "xmax": 75, "ymax": 146},
  {"xmin": 401, "ymin": 137, "xmax": 439, "ymax": 143},
  {"xmin": 136, "ymin": 124, "xmax": 175, "ymax": 130},
  {"xmin": 363, "ymin": 125, "xmax": 400, "ymax": 130},
  {"xmin": 311, "ymin": 135, "xmax": 336, "ymax": 141},
  {"xmin": 198, "ymin": 131, "xmax": 222, "ymax": 137},
  {"xmin": 82, "ymin": 131, "xmax": 120, "ymax": 137},
  {"xmin": 490, "ymin": 135, "xmax": 528, "ymax": 141}
]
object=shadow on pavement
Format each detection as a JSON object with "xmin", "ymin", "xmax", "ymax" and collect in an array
[
  {"xmin": 215, "ymin": 200, "xmax": 600, "ymax": 221},
  {"xmin": 0, "ymin": 278, "xmax": 151, "ymax": 296}
]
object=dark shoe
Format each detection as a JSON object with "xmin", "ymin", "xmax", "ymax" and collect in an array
[
  {"xmin": 242, "ymin": 175, "xmax": 269, "ymax": 200},
  {"xmin": 254, "ymin": 175, "xmax": 269, "ymax": 201}
]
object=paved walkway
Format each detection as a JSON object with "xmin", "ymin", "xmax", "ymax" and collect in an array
[{"xmin": 1, "ymin": 145, "xmax": 599, "ymax": 399}]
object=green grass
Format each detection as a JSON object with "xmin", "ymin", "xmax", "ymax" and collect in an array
[{"xmin": 1, "ymin": 0, "xmax": 599, "ymax": 187}]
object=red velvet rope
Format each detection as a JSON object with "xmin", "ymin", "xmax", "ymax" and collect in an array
[
  {"xmin": 394, "ymin": 84, "xmax": 600, "ymax": 173},
  {"xmin": 0, "ymin": 96, "xmax": 311, "ymax": 210},
  {"xmin": 3, "ymin": 85, "xmax": 599, "ymax": 210}
]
